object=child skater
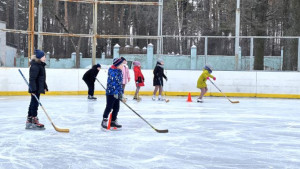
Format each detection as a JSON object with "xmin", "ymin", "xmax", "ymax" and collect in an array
[
  {"xmin": 197, "ymin": 64, "xmax": 216, "ymax": 103},
  {"xmin": 152, "ymin": 59, "xmax": 168, "ymax": 101},
  {"xmin": 101, "ymin": 58, "xmax": 124, "ymax": 129},
  {"xmin": 26, "ymin": 49, "xmax": 48, "ymax": 130},
  {"xmin": 121, "ymin": 57, "xmax": 130, "ymax": 99},
  {"xmin": 82, "ymin": 64, "xmax": 101, "ymax": 100},
  {"xmin": 133, "ymin": 61, "xmax": 144, "ymax": 101}
]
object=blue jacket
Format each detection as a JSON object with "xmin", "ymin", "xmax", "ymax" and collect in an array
[{"xmin": 106, "ymin": 66, "xmax": 123, "ymax": 95}]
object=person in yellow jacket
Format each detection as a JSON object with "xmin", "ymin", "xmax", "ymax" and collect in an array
[{"xmin": 197, "ymin": 65, "xmax": 216, "ymax": 103}]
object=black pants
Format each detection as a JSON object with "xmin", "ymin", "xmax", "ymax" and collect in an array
[
  {"xmin": 28, "ymin": 92, "xmax": 40, "ymax": 117},
  {"xmin": 103, "ymin": 95, "xmax": 120, "ymax": 121},
  {"xmin": 85, "ymin": 80, "xmax": 95, "ymax": 96}
]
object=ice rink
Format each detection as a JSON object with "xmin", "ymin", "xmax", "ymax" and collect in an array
[{"xmin": 0, "ymin": 95, "xmax": 300, "ymax": 169}]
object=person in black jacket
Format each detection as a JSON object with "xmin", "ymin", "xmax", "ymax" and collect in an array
[
  {"xmin": 26, "ymin": 49, "xmax": 48, "ymax": 130},
  {"xmin": 152, "ymin": 59, "xmax": 168, "ymax": 101},
  {"xmin": 82, "ymin": 64, "xmax": 101, "ymax": 100}
]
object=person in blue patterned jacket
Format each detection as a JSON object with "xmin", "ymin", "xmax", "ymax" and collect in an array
[{"xmin": 101, "ymin": 57, "xmax": 124, "ymax": 129}]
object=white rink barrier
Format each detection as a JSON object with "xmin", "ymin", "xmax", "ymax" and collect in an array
[{"xmin": 0, "ymin": 67, "xmax": 299, "ymax": 98}]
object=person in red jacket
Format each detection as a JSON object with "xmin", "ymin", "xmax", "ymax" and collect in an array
[{"xmin": 133, "ymin": 61, "xmax": 144, "ymax": 101}]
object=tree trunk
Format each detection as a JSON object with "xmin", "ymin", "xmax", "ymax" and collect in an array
[
  {"xmin": 283, "ymin": 0, "xmax": 300, "ymax": 70},
  {"xmin": 75, "ymin": 3, "xmax": 81, "ymax": 67},
  {"xmin": 176, "ymin": 1, "xmax": 182, "ymax": 54},
  {"xmin": 76, "ymin": 38, "xmax": 81, "ymax": 68},
  {"xmin": 253, "ymin": 0, "xmax": 268, "ymax": 70},
  {"xmin": 14, "ymin": 0, "xmax": 20, "ymax": 55},
  {"xmin": 64, "ymin": 2, "xmax": 70, "ymax": 58}
]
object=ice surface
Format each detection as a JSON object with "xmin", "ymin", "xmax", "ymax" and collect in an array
[{"xmin": 0, "ymin": 96, "xmax": 300, "ymax": 169}]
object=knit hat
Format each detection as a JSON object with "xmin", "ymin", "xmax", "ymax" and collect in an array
[
  {"xmin": 113, "ymin": 58, "xmax": 124, "ymax": 67},
  {"xmin": 96, "ymin": 63, "xmax": 101, "ymax": 68},
  {"xmin": 157, "ymin": 58, "xmax": 164, "ymax": 64},
  {"xmin": 121, "ymin": 57, "xmax": 126, "ymax": 61},
  {"xmin": 35, "ymin": 49, "xmax": 45, "ymax": 59},
  {"xmin": 204, "ymin": 64, "xmax": 213, "ymax": 73},
  {"xmin": 133, "ymin": 61, "xmax": 141, "ymax": 66}
]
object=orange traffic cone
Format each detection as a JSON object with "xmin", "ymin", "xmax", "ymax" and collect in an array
[
  {"xmin": 107, "ymin": 113, "xmax": 112, "ymax": 130},
  {"xmin": 187, "ymin": 92, "xmax": 192, "ymax": 102}
]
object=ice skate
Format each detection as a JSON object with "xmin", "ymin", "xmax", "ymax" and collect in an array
[
  {"xmin": 152, "ymin": 96, "xmax": 156, "ymax": 101},
  {"xmin": 88, "ymin": 95, "xmax": 97, "ymax": 100},
  {"xmin": 101, "ymin": 118, "xmax": 108, "ymax": 129},
  {"xmin": 158, "ymin": 98, "xmax": 164, "ymax": 101},
  {"xmin": 158, "ymin": 96, "xmax": 164, "ymax": 101},
  {"xmin": 25, "ymin": 116, "xmax": 45, "ymax": 130},
  {"xmin": 133, "ymin": 96, "xmax": 142, "ymax": 102},
  {"xmin": 197, "ymin": 98, "xmax": 203, "ymax": 103},
  {"xmin": 110, "ymin": 120, "xmax": 122, "ymax": 131}
]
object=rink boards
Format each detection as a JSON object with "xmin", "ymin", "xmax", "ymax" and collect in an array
[{"xmin": 0, "ymin": 68, "xmax": 299, "ymax": 98}]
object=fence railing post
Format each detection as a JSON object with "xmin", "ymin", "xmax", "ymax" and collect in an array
[
  {"xmin": 191, "ymin": 45, "xmax": 197, "ymax": 70},
  {"xmin": 250, "ymin": 37, "xmax": 254, "ymax": 70},
  {"xmin": 205, "ymin": 37, "xmax": 208, "ymax": 65},
  {"xmin": 147, "ymin": 43, "xmax": 154, "ymax": 69},
  {"xmin": 238, "ymin": 46, "xmax": 242, "ymax": 70},
  {"xmin": 113, "ymin": 44, "xmax": 120, "ymax": 59},
  {"xmin": 281, "ymin": 47, "xmax": 284, "ymax": 71}
]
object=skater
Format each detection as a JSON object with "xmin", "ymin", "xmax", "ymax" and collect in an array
[
  {"xmin": 121, "ymin": 57, "xmax": 130, "ymax": 98},
  {"xmin": 26, "ymin": 49, "xmax": 48, "ymax": 130},
  {"xmin": 197, "ymin": 64, "xmax": 216, "ymax": 103},
  {"xmin": 82, "ymin": 64, "xmax": 101, "ymax": 100},
  {"xmin": 133, "ymin": 61, "xmax": 144, "ymax": 101},
  {"xmin": 152, "ymin": 59, "xmax": 167, "ymax": 101},
  {"xmin": 101, "ymin": 58, "xmax": 124, "ymax": 129}
]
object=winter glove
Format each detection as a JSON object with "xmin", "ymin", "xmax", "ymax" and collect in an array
[
  {"xmin": 118, "ymin": 93, "xmax": 123, "ymax": 100},
  {"xmin": 138, "ymin": 77, "xmax": 142, "ymax": 83},
  {"xmin": 213, "ymin": 77, "xmax": 216, "ymax": 81},
  {"xmin": 165, "ymin": 77, "xmax": 168, "ymax": 81},
  {"xmin": 114, "ymin": 94, "xmax": 119, "ymax": 100}
]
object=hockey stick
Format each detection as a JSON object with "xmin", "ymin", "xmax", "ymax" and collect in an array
[
  {"xmin": 208, "ymin": 78, "xmax": 239, "ymax": 104},
  {"xmin": 95, "ymin": 78, "xmax": 168, "ymax": 133},
  {"xmin": 18, "ymin": 69, "xmax": 70, "ymax": 133}
]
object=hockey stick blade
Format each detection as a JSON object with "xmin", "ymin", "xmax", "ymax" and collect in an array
[
  {"xmin": 52, "ymin": 123, "xmax": 70, "ymax": 133},
  {"xmin": 209, "ymin": 79, "xmax": 239, "ymax": 104},
  {"xmin": 121, "ymin": 100, "xmax": 169, "ymax": 133},
  {"xmin": 229, "ymin": 100, "xmax": 240, "ymax": 104},
  {"xmin": 155, "ymin": 129, "xmax": 169, "ymax": 133}
]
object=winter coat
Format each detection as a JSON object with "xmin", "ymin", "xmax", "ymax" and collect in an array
[
  {"xmin": 82, "ymin": 65, "xmax": 100, "ymax": 84},
  {"xmin": 29, "ymin": 55, "xmax": 48, "ymax": 94},
  {"xmin": 106, "ymin": 65, "xmax": 123, "ymax": 95},
  {"xmin": 197, "ymin": 69, "xmax": 215, "ymax": 89},
  {"xmin": 153, "ymin": 64, "xmax": 167, "ymax": 86},
  {"xmin": 133, "ymin": 66, "xmax": 144, "ymax": 87},
  {"xmin": 122, "ymin": 64, "xmax": 130, "ymax": 85}
]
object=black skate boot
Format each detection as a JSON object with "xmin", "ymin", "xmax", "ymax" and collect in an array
[
  {"xmin": 111, "ymin": 120, "xmax": 122, "ymax": 129},
  {"xmin": 101, "ymin": 118, "xmax": 108, "ymax": 129},
  {"xmin": 26, "ymin": 116, "xmax": 45, "ymax": 130},
  {"xmin": 88, "ymin": 95, "xmax": 97, "ymax": 100}
]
